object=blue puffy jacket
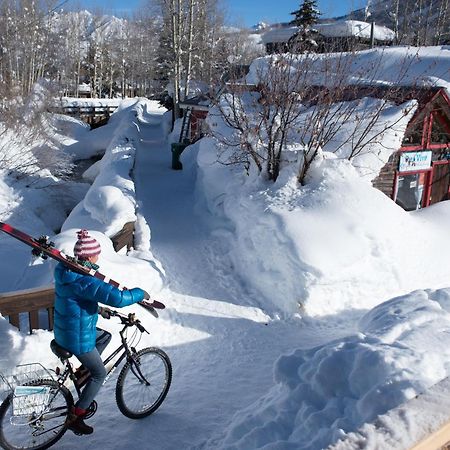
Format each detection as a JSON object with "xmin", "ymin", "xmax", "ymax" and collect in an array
[{"xmin": 53, "ymin": 263, "xmax": 145, "ymax": 355}]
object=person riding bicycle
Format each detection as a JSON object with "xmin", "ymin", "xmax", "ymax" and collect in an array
[{"xmin": 53, "ymin": 229, "xmax": 149, "ymax": 436}]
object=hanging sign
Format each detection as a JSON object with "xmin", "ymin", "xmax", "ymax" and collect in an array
[{"xmin": 399, "ymin": 151, "xmax": 432, "ymax": 172}]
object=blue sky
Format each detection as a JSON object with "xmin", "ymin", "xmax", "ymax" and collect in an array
[{"xmin": 71, "ymin": 0, "xmax": 367, "ymax": 26}]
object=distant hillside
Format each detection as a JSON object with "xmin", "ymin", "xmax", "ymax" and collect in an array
[
  {"xmin": 337, "ymin": 0, "xmax": 449, "ymax": 45},
  {"xmin": 51, "ymin": 10, "xmax": 128, "ymax": 50}
]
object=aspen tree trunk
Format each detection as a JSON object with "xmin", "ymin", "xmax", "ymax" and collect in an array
[
  {"xmin": 109, "ymin": 60, "xmax": 114, "ymax": 98},
  {"xmin": 171, "ymin": 0, "xmax": 181, "ymax": 120},
  {"xmin": 435, "ymin": 0, "xmax": 449, "ymax": 44},
  {"xmin": 393, "ymin": 0, "xmax": 400, "ymax": 43},
  {"xmin": 424, "ymin": 0, "xmax": 434, "ymax": 44},
  {"xmin": 99, "ymin": 47, "xmax": 104, "ymax": 98},
  {"xmin": 183, "ymin": 0, "xmax": 195, "ymax": 100},
  {"xmin": 76, "ymin": 58, "xmax": 81, "ymax": 97},
  {"xmin": 415, "ymin": 0, "xmax": 423, "ymax": 45}
]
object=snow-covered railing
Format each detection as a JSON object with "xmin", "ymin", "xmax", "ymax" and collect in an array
[
  {"xmin": 51, "ymin": 104, "xmax": 118, "ymax": 127},
  {"xmin": 0, "ymin": 286, "xmax": 54, "ymax": 334}
]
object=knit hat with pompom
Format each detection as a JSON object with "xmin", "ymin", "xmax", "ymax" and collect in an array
[{"xmin": 74, "ymin": 229, "xmax": 101, "ymax": 260}]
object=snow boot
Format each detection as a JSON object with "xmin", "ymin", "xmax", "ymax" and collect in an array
[{"xmin": 66, "ymin": 406, "xmax": 94, "ymax": 435}]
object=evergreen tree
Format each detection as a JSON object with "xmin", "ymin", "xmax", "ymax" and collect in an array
[
  {"xmin": 288, "ymin": 0, "xmax": 321, "ymax": 53},
  {"xmin": 290, "ymin": 0, "xmax": 321, "ymax": 28}
]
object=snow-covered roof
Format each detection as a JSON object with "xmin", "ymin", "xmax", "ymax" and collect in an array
[
  {"xmin": 78, "ymin": 83, "xmax": 91, "ymax": 93},
  {"xmin": 261, "ymin": 27, "xmax": 298, "ymax": 44},
  {"xmin": 315, "ymin": 20, "xmax": 395, "ymax": 42},
  {"xmin": 262, "ymin": 20, "xmax": 395, "ymax": 44},
  {"xmin": 247, "ymin": 46, "xmax": 450, "ymax": 91}
]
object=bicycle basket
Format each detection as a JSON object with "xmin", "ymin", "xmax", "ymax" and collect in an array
[
  {"xmin": 12, "ymin": 385, "xmax": 51, "ymax": 416},
  {"xmin": 0, "ymin": 363, "xmax": 54, "ymax": 400}
]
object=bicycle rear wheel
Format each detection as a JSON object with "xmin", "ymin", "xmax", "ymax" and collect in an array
[
  {"xmin": 0, "ymin": 380, "xmax": 73, "ymax": 450},
  {"xmin": 116, "ymin": 347, "xmax": 172, "ymax": 419}
]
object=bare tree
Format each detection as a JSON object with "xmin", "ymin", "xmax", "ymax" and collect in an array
[
  {"xmin": 435, "ymin": 0, "xmax": 449, "ymax": 44},
  {"xmin": 210, "ymin": 50, "xmax": 424, "ymax": 185}
]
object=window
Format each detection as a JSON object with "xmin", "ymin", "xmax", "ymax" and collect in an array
[
  {"xmin": 402, "ymin": 120, "xmax": 423, "ymax": 146},
  {"xmin": 430, "ymin": 115, "xmax": 450, "ymax": 145}
]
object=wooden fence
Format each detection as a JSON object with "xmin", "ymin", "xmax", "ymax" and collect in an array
[{"xmin": 0, "ymin": 222, "xmax": 135, "ymax": 334}]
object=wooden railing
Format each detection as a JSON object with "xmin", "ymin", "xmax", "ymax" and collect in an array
[
  {"xmin": 50, "ymin": 104, "xmax": 119, "ymax": 127},
  {"xmin": 110, "ymin": 221, "xmax": 135, "ymax": 252},
  {"xmin": 0, "ymin": 286, "xmax": 54, "ymax": 334}
]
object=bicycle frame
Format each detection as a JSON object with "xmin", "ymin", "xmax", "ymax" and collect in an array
[
  {"xmin": 100, "ymin": 326, "xmax": 150, "ymax": 388},
  {"xmin": 57, "ymin": 313, "xmax": 151, "ymax": 401}
]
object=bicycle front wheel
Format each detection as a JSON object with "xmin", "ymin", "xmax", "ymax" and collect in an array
[
  {"xmin": 0, "ymin": 379, "xmax": 73, "ymax": 450},
  {"xmin": 116, "ymin": 347, "xmax": 172, "ymax": 419}
]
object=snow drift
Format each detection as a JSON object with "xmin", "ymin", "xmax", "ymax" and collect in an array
[
  {"xmin": 200, "ymin": 288, "xmax": 450, "ymax": 450},
  {"xmin": 193, "ymin": 135, "xmax": 450, "ymax": 316}
]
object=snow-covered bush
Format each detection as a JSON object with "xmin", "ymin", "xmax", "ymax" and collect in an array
[{"xmin": 0, "ymin": 80, "xmax": 72, "ymax": 178}]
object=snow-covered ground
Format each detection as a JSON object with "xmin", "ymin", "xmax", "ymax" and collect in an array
[{"xmin": 0, "ymin": 45, "xmax": 450, "ymax": 449}]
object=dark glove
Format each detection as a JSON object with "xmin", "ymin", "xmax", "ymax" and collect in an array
[
  {"xmin": 143, "ymin": 290, "xmax": 150, "ymax": 300},
  {"xmin": 98, "ymin": 307, "xmax": 112, "ymax": 319}
]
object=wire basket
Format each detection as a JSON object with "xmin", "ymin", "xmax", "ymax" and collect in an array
[
  {"xmin": 0, "ymin": 363, "xmax": 54, "ymax": 399},
  {"xmin": 12, "ymin": 385, "xmax": 51, "ymax": 416}
]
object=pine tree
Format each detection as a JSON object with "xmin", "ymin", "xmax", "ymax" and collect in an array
[
  {"xmin": 290, "ymin": 0, "xmax": 321, "ymax": 29},
  {"xmin": 289, "ymin": 0, "xmax": 321, "ymax": 53}
]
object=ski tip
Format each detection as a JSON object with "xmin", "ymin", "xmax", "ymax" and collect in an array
[
  {"xmin": 151, "ymin": 300, "xmax": 166, "ymax": 309},
  {"xmin": 139, "ymin": 301, "xmax": 159, "ymax": 318}
]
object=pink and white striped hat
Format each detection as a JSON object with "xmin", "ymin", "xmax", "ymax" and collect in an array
[{"xmin": 73, "ymin": 229, "xmax": 101, "ymax": 260}]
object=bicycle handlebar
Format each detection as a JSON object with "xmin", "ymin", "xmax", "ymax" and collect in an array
[{"xmin": 99, "ymin": 307, "xmax": 149, "ymax": 334}]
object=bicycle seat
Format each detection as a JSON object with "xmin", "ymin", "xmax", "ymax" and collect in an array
[{"xmin": 50, "ymin": 339, "xmax": 73, "ymax": 359}]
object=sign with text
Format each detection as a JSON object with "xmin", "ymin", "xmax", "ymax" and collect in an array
[{"xmin": 399, "ymin": 151, "xmax": 432, "ymax": 173}]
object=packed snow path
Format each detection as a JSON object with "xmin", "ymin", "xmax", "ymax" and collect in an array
[{"xmin": 55, "ymin": 109, "xmax": 361, "ymax": 449}]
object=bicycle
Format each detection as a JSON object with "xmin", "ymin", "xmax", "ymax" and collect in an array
[{"xmin": 0, "ymin": 308, "xmax": 172, "ymax": 450}]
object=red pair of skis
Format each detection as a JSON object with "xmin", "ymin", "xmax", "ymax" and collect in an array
[{"xmin": 0, "ymin": 222, "xmax": 165, "ymax": 317}]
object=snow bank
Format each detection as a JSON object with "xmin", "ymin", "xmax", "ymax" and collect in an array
[
  {"xmin": 247, "ymin": 46, "xmax": 450, "ymax": 90},
  {"xmin": 62, "ymin": 98, "xmax": 163, "ymax": 236},
  {"xmin": 60, "ymin": 98, "xmax": 165, "ymax": 292},
  {"xmin": 197, "ymin": 46, "xmax": 450, "ymax": 316},
  {"xmin": 195, "ymin": 137, "xmax": 450, "ymax": 316},
  {"xmin": 200, "ymin": 288, "xmax": 450, "ymax": 450}
]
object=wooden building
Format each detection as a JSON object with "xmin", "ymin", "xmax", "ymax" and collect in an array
[
  {"xmin": 299, "ymin": 84, "xmax": 449, "ymax": 210},
  {"xmin": 261, "ymin": 20, "xmax": 395, "ymax": 54},
  {"xmin": 371, "ymin": 86, "xmax": 450, "ymax": 210},
  {"xmin": 178, "ymin": 95, "xmax": 210, "ymax": 143}
]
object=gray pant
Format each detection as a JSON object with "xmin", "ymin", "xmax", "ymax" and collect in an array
[{"xmin": 75, "ymin": 329, "xmax": 111, "ymax": 410}]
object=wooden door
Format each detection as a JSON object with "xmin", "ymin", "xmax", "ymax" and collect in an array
[{"xmin": 429, "ymin": 161, "xmax": 450, "ymax": 205}]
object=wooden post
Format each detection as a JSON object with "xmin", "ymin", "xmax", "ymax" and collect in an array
[
  {"xmin": 110, "ymin": 222, "xmax": 135, "ymax": 252},
  {"xmin": 370, "ymin": 21, "xmax": 375, "ymax": 48}
]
